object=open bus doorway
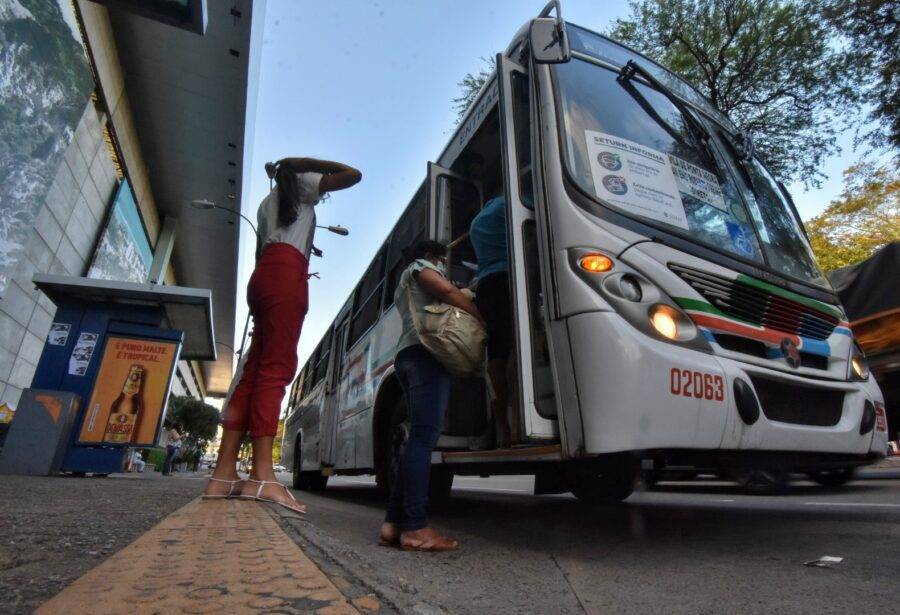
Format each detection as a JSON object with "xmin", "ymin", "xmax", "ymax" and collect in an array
[{"xmin": 429, "ymin": 101, "xmax": 555, "ymax": 452}]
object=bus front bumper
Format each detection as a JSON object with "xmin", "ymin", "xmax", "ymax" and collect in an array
[{"xmin": 566, "ymin": 311, "xmax": 889, "ymax": 460}]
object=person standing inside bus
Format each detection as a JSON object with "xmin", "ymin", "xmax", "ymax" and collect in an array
[
  {"xmin": 465, "ymin": 154, "xmax": 515, "ymax": 449},
  {"xmin": 380, "ymin": 240, "xmax": 484, "ymax": 552},
  {"xmin": 202, "ymin": 157, "xmax": 361, "ymax": 512}
]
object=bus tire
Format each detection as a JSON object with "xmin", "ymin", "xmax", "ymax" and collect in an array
[
  {"xmin": 733, "ymin": 467, "xmax": 789, "ymax": 493},
  {"xmin": 375, "ymin": 393, "xmax": 408, "ymax": 497},
  {"xmin": 428, "ymin": 467, "xmax": 454, "ymax": 503},
  {"xmin": 570, "ymin": 457, "xmax": 636, "ymax": 505},
  {"xmin": 809, "ymin": 468, "xmax": 855, "ymax": 488},
  {"xmin": 294, "ymin": 471, "xmax": 328, "ymax": 492},
  {"xmin": 641, "ymin": 469, "xmax": 659, "ymax": 490},
  {"xmin": 291, "ymin": 436, "xmax": 328, "ymax": 491}
]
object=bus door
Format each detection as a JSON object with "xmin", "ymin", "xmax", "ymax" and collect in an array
[
  {"xmin": 496, "ymin": 53, "xmax": 558, "ymax": 440},
  {"xmin": 427, "ymin": 162, "xmax": 483, "ymax": 286},
  {"xmin": 319, "ymin": 316, "xmax": 348, "ymax": 467}
]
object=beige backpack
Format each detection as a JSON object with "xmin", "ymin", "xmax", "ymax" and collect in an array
[{"xmin": 405, "ymin": 279, "xmax": 486, "ymax": 377}]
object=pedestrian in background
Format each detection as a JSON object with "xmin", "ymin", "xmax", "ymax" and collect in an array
[
  {"xmin": 129, "ymin": 449, "xmax": 146, "ymax": 473},
  {"xmin": 203, "ymin": 157, "xmax": 361, "ymax": 512},
  {"xmin": 380, "ymin": 240, "xmax": 483, "ymax": 552},
  {"xmin": 162, "ymin": 425, "xmax": 182, "ymax": 476}
]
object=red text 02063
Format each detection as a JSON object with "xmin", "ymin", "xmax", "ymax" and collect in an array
[{"xmin": 670, "ymin": 368, "xmax": 724, "ymax": 401}]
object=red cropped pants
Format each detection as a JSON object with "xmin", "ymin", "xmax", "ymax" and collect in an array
[{"xmin": 223, "ymin": 243, "xmax": 308, "ymax": 437}]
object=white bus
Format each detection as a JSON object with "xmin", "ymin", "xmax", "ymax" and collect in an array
[{"xmin": 281, "ymin": 2, "xmax": 889, "ymax": 500}]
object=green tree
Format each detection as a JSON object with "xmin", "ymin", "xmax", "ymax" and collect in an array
[
  {"xmin": 609, "ymin": 0, "xmax": 858, "ymax": 187},
  {"xmin": 165, "ymin": 395, "xmax": 220, "ymax": 463},
  {"xmin": 452, "ymin": 56, "xmax": 495, "ymax": 124},
  {"xmin": 820, "ymin": 0, "xmax": 900, "ymax": 151},
  {"xmin": 272, "ymin": 418, "xmax": 285, "ymax": 464},
  {"xmin": 806, "ymin": 162, "xmax": 900, "ymax": 272}
]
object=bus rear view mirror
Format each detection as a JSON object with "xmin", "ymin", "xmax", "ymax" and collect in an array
[{"xmin": 530, "ymin": 17, "xmax": 570, "ymax": 64}]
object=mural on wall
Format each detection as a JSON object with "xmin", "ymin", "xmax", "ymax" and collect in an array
[
  {"xmin": 87, "ymin": 179, "xmax": 153, "ymax": 283},
  {"xmin": 0, "ymin": 0, "xmax": 94, "ymax": 296}
]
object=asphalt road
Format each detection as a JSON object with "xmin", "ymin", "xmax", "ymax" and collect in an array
[{"xmin": 276, "ymin": 469, "xmax": 900, "ymax": 614}]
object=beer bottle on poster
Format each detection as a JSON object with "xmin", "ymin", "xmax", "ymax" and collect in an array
[{"xmin": 103, "ymin": 364, "xmax": 146, "ymax": 443}]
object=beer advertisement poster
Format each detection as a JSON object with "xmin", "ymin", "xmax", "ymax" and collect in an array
[{"xmin": 78, "ymin": 336, "xmax": 180, "ymax": 446}]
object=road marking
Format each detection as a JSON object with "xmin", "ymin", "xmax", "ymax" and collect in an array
[{"xmin": 804, "ymin": 502, "xmax": 900, "ymax": 508}]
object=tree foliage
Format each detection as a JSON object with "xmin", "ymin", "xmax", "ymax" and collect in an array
[
  {"xmin": 165, "ymin": 395, "xmax": 220, "ymax": 457},
  {"xmin": 820, "ymin": 0, "xmax": 900, "ymax": 152},
  {"xmin": 806, "ymin": 162, "xmax": 900, "ymax": 272},
  {"xmin": 452, "ymin": 57, "xmax": 495, "ymax": 124},
  {"xmin": 609, "ymin": 0, "xmax": 858, "ymax": 187}
]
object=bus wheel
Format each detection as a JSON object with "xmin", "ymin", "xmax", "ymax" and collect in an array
[
  {"xmin": 570, "ymin": 458, "xmax": 636, "ymax": 505},
  {"xmin": 641, "ymin": 469, "xmax": 659, "ymax": 490},
  {"xmin": 733, "ymin": 467, "xmax": 789, "ymax": 493},
  {"xmin": 376, "ymin": 394, "xmax": 408, "ymax": 496},
  {"xmin": 294, "ymin": 471, "xmax": 328, "ymax": 491},
  {"xmin": 809, "ymin": 468, "xmax": 855, "ymax": 488},
  {"xmin": 428, "ymin": 467, "xmax": 454, "ymax": 503}
]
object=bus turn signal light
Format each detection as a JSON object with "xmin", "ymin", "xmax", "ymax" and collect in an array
[{"xmin": 578, "ymin": 253, "xmax": 613, "ymax": 273}]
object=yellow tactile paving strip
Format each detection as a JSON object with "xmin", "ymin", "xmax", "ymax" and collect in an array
[{"xmin": 37, "ymin": 498, "xmax": 366, "ymax": 614}]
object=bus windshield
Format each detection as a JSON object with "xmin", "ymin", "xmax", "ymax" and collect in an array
[{"xmin": 554, "ymin": 56, "xmax": 829, "ymax": 288}]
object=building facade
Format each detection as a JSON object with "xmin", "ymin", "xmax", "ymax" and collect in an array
[{"xmin": 0, "ymin": 0, "xmax": 264, "ymax": 416}]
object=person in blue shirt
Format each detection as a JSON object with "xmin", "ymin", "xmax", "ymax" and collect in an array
[{"xmin": 465, "ymin": 154, "xmax": 514, "ymax": 449}]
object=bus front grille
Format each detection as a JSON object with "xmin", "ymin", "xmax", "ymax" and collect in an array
[
  {"xmin": 670, "ymin": 264, "xmax": 839, "ymax": 341},
  {"xmin": 749, "ymin": 375, "xmax": 843, "ymax": 426}
]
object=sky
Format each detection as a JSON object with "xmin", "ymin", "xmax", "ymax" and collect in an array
[{"xmin": 239, "ymin": 0, "xmax": 876, "ymax": 370}]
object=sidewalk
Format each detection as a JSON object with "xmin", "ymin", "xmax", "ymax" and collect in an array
[
  {"xmin": 37, "ymin": 497, "xmax": 370, "ymax": 614},
  {"xmin": 0, "ymin": 473, "xmax": 384, "ymax": 614}
]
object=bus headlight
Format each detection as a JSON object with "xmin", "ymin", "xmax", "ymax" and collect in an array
[
  {"xmin": 648, "ymin": 304, "xmax": 700, "ymax": 343},
  {"xmin": 850, "ymin": 343, "xmax": 869, "ymax": 380},
  {"xmin": 650, "ymin": 305, "xmax": 678, "ymax": 339}
]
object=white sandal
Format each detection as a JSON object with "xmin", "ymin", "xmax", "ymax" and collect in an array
[
  {"xmin": 242, "ymin": 479, "xmax": 307, "ymax": 515},
  {"xmin": 201, "ymin": 477, "xmax": 244, "ymax": 499}
]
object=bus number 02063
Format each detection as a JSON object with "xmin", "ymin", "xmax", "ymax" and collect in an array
[{"xmin": 669, "ymin": 368, "xmax": 724, "ymax": 401}]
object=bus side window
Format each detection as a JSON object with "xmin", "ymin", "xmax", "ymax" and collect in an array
[
  {"xmin": 314, "ymin": 328, "xmax": 333, "ymax": 385},
  {"xmin": 349, "ymin": 247, "xmax": 386, "ymax": 347},
  {"xmin": 384, "ymin": 186, "xmax": 427, "ymax": 306},
  {"xmin": 512, "ymin": 71, "xmax": 533, "ymax": 207},
  {"xmin": 287, "ymin": 376, "xmax": 301, "ymax": 414},
  {"xmin": 302, "ymin": 345, "xmax": 320, "ymax": 398}
]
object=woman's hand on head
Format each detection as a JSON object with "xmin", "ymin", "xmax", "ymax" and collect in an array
[
  {"xmin": 276, "ymin": 158, "xmax": 362, "ymax": 193},
  {"xmin": 319, "ymin": 167, "xmax": 362, "ymax": 193}
]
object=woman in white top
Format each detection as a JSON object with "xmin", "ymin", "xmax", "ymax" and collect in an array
[{"xmin": 204, "ymin": 158, "xmax": 361, "ymax": 512}]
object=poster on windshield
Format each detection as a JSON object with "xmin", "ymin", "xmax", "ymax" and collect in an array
[
  {"xmin": 668, "ymin": 155, "xmax": 727, "ymax": 211},
  {"xmin": 585, "ymin": 131, "xmax": 689, "ymax": 230},
  {"xmin": 584, "ymin": 130, "xmax": 688, "ymax": 229}
]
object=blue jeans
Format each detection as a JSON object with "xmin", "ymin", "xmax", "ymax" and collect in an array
[
  {"xmin": 163, "ymin": 445, "xmax": 178, "ymax": 475},
  {"xmin": 385, "ymin": 345, "xmax": 451, "ymax": 531}
]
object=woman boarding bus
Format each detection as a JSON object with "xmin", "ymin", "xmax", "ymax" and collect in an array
[{"xmin": 281, "ymin": 3, "xmax": 888, "ymax": 501}]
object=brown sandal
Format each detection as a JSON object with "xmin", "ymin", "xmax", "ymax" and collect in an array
[{"xmin": 400, "ymin": 528, "xmax": 459, "ymax": 552}]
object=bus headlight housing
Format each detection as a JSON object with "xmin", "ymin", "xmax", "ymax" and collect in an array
[
  {"xmin": 567, "ymin": 247, "xmax": 711, "ymax": 352},
  {"xmin": 850, "ymin": 343, "xmax": 869, "ymax": 381}
]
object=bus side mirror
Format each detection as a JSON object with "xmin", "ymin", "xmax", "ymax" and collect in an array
[{"xmin": 530, "ymin": 17, "xmax": 571, "ymax": 64}]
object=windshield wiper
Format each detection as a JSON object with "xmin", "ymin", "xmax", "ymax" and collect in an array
[{"xmin": 617, "ymin": 60, "xmax": 721, "ymax": 179}]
